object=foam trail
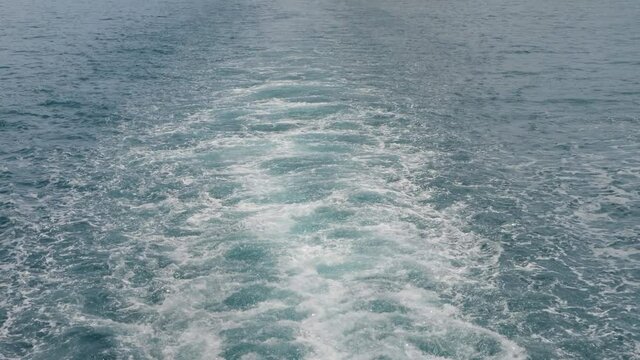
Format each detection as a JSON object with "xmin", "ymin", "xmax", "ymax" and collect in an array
[{"xmin": 100, "ymin": 77, "xmax": 526, "ymax": 359}]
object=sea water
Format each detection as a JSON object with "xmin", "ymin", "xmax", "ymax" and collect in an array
[{"xmin": 1, "ymin": 0, "xmax": 639, "ymax": 359}]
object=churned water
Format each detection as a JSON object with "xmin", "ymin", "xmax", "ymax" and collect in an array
[{"xmin": 1, "ymin": 0, "xmax": 639, "ymax": 359}]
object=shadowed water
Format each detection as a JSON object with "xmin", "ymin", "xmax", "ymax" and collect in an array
[{"xmin": 1, "ymin": 0, "xmax": 639, "ymax": 359}]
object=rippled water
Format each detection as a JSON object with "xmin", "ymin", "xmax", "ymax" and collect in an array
[{"xmin": 1, "ymin": 0, "xmax": 639, "ymax": 359}]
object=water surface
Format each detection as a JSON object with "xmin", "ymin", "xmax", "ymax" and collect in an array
[{"xmin": 1, "ymin": 0, "xmax": 639, "ymax": 359}]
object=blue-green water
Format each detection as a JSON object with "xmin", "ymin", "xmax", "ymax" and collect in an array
[{"xmin": 1, "ymin": 0, "xmax": 639, "ymax": 359}]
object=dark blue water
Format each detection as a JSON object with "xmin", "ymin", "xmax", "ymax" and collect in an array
[{"xmin": 1, "ymin": 0, "xmax": 639, "ymax": 359}]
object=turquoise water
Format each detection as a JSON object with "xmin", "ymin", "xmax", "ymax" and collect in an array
[{"xmin": 1, "ymin": 0, "xmax": 639, "ymax": 359}]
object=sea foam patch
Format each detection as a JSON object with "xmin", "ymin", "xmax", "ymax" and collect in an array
[{"xmin": 108, "ymin": 77, "xmax": 525, "ymax": 358}]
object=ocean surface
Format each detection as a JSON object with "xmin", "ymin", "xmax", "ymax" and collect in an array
[{"xmin": 1, "ymin": 0, "xmax": 639, "ymax": 359}]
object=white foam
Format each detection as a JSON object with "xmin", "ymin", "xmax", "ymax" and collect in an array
[{"xmin": 92, "ymin": 75, "xmax": 529, "ymax": 359}]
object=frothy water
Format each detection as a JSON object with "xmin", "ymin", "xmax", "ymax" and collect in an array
[
  {"xmin": 1, "ymin": 0, "xmax": 639, "ymax": 359},
  {"xmin": 104, "ymin": 80, "xmax": 524, "ymax": 359}
]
